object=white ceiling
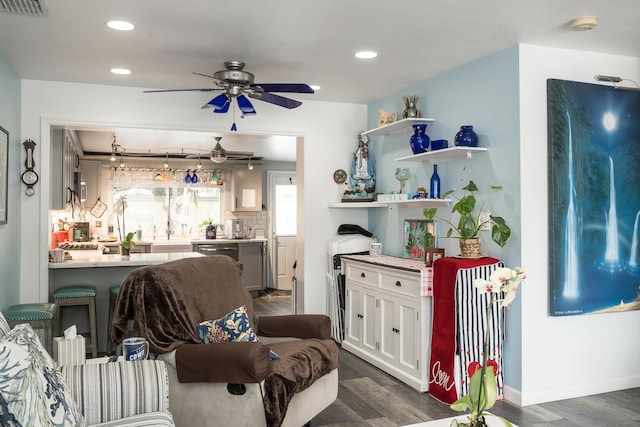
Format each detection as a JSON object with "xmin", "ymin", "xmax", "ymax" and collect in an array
[{"xmin": 1, "ymin": 0, "xmax": 638, "ymax": 161}]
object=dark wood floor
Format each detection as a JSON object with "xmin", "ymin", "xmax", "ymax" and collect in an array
[{"xmin": 253, "ymin": 292, "xmax": 640, "ymax": 427}]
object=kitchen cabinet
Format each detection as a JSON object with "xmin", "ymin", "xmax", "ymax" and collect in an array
[
  {"xmin": 239, "ymin": 241, "xmax": 265, "ymax": 293},
  {"xmin": 80, "ymin": 159, "xmax": 101, "ymax": 208},
  {"xmin": 51, "ymin": 129, "xmax": 81, "ymax": 210},
  {"xmin": 232, "ymin": 165, "xmax": 263, "ymax": 212},
  {"xmin": 342, "ymin": 257, "xmax": 432, "ymax": 392}
]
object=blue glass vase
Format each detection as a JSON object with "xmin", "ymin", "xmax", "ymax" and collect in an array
[
  {"xmin": 454, "ymin": 125, "xmax": 479, "ymax": 147},
  {"xmin": 409, "ymin": 124, "xmax": 430, "ymax": 154},
  {"xmin": 430, "ymin": 164, "xmax": 441, "ymax": 199}
]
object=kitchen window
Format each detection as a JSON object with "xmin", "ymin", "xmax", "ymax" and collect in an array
[{"xmin": 111, "ymin": 169, "xmax": 223, "ymax": 240}]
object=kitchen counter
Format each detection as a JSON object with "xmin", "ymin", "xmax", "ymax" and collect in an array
[
  {"xmin": 48, "ymin": 252, "xmax": 204, "ymax": 269},
  {"xmin": 190, "ymin": 238, "xmax": 267, "ymax": 244}
]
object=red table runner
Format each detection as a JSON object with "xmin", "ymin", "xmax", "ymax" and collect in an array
[{"xmin": 428, "ymin": 256, "xmax": 501, "ymax": 404}]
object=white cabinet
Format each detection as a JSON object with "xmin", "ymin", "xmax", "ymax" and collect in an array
[
  {"xmin": 232, "ymin": 165, "xmax": 263, "ymax": 212},
  {"xmin": 342, "ymin": 258, "xmax": 432, "ymax": 392}
]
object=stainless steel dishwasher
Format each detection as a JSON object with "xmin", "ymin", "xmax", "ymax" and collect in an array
[{"xmin": 193, "ymin": 243, "xmax": 239, "ymax": 260}]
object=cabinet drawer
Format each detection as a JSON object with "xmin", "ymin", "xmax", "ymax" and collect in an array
[
  {"xmin": 346, "ymin": 263, "xmax": 379, "ymax": 287},
  {"xmin": 380, "ymin": 269, "xmax": 420, "ymax": 297}
]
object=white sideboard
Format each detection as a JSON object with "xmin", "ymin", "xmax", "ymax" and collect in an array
[{"xmin": 342, "ymin": 256, "xmax": 432, "ymax": 392}]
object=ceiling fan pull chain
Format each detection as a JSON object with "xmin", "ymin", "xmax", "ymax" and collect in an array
[{"xmin": 231, "ymin": 101, "xmax": 238, "ymax": 131}]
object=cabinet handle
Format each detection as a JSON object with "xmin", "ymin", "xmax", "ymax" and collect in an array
[
  {"xmin": 361, "ymin": 272, "xmax": 366, "ymax": 278},
  {"xmin": 357, "ymin": 314, "xmax": 364, "ymax": 319},
  {"xmin": 395, "ymin": 280, "xmax": 402, "ymax": 287}
]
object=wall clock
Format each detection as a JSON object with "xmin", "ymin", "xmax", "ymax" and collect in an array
[{"xmin": 21, "ymin": 139, "xmax": 38, "ymax": 196}]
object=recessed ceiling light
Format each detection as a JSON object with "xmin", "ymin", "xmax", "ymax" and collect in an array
[
  {"xmin": 355, "ymin": 51, "xmax": 377, "ymax": 59},
  {"xmin": 107, "ymin": 20, "xmax": 135, "ymax": 31},
  {"xmin": 310, "ymin": 85, "xmax": 321, "ymax": 91},
  {"xmin": 110, "ymin": 68, "xmax": 132, "ymax": 75}
]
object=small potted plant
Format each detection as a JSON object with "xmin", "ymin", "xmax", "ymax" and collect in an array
[
  {"xmin": 423, "ymin": 180, "xmax": 511, "ymax": 258},
  {"xmin": 115, "ymin": 196, "xmax": 136, "ymax": 255}
]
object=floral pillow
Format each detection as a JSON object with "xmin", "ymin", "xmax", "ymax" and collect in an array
[
  {"xmin": 0, "ymin": 324, "xmax": 84, "ymax": 426},
  {"xmin": 198, "ymin": 305, "xmax": 258, "ymax": 344},
  {"xmin": 0, "ymin": 312, "xmax": 10, "ymax": 339}
]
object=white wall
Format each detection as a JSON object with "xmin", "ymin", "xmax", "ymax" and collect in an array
[
  {"xmin": 19, "ymin": 80, "xmax": 366, "ymax": 314},
  {"xmin": 518, "ymin": 44, "xmax": 640, "ymax": 405}
]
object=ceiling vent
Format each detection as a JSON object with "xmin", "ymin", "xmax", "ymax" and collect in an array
[{"xmin": 0, "ymin": 0, "xmax": 48, "ymax": 16}]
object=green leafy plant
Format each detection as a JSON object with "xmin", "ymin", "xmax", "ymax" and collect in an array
[
  {"xmin": 450, "ymin": 266, "xmax": 525, "ymax": 427},
  {"xmin": 422, "ymin": 180, "xmax": 511, "ymax": 247},
  {"xmin": 121, "ymin": 231, "xmax": 136, "ymax": 250}
]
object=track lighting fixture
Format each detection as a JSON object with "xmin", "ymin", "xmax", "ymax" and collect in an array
[
  {"xmin": 197, "ymin": 155, "xmax": 202, "ymax": 170},
  {"xmin": 110, "ymin": 136, "xmax": 118, "ymax": 161},
  {"xmin": 119, "ymin": 151, "xmax": 125, "ymax": 169},
  {"xmin": 248, "ymin": 157, "xmax": 254, "ymax": 170},
  {"xmin": 163, "ymin": 152, "xmax": 169, "ymax": 169}
]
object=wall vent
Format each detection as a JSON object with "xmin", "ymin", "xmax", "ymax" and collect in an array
[{"xmin": 0, "ymin": 0, "xmax": 48, "ymax": 16}]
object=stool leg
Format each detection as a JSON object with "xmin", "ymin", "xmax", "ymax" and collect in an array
[{"xmin": 88, "ymin": 297, "xmax": 98, "ymax": 358}]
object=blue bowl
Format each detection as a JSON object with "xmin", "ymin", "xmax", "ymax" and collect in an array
[{"xmin": 431, "ymin": 139, "xmax": 448, "ymax": 150}]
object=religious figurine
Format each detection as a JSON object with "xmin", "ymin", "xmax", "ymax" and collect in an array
[{"xmin": 343, "ymin": 132, "xmax": 376, "ymax": 202}]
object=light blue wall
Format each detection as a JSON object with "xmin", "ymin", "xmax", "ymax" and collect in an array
[
  {"xmin": 0, "ymin": 52, "xmax": 22, "ymax": 309},
  {"xmin": 366, "ymin": 46, "xmax": 523, "ymax": 390}
]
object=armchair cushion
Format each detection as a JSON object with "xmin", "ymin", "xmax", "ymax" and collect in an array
[
  {"xmin": 59, "ymin": 360, "xmax": 171, "ymax": 426},
  {"xmin": 0, "ymin": 323, "xmax": 84, "ymax": 426}
]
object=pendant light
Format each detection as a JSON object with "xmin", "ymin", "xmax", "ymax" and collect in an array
[
  {"xmin": 110, "ymin": 136, "xmax": 117, "ymax": 161},
  {"xmin": 163, "ymin": 152, "xmax": 169, "ymax": 169},
  {"xmin": 210, "ymin": 137, "xmax": 227, "ymax": 163},
  {"xmin": 248, "ymin": 157, "xmax": 254, "ymax": 170}
]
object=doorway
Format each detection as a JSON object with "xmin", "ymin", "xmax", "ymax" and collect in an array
[{"xmin": 267, "ymin": 171, "xmax": 297, "ymax": 290}]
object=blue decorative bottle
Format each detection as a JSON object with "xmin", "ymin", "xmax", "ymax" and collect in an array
[
  {"xmin": 454, "ymin": 125, "xmax": 479, "ymax": 147},
  {"xmin": 409, "ymin": 124, "xmax": 430, "ymax": 154},
  {"xmin": 430, "ymin": 164, "xmax": 441, "ymax": 199}
]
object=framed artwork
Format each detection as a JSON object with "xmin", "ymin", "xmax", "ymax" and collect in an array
[
  {"xmin": 403, "ymin": 219, "xmax": 435, "ymax": 260},
  {"xmin": 547, "ymin": 78, "xmax": 640, "ymax": 316},
  {"xmin": 425, "ymin": 248, "xmax": 445, "ymax": 267},
  {"xmin": 0, "ymin": 126, "xmax": 8, "ymax": 224}
]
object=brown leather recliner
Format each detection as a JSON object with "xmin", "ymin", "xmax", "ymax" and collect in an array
[{"xmin": 111, "ymin": 255, "xmax": 339, "ymax": 427}]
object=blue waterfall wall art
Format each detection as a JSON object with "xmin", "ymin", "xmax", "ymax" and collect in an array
[{"xmin": 547, "ymin": 78, "xmax": 640, "ymax": 316}]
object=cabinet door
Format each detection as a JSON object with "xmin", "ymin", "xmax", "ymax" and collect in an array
[
  {"xmin": 344, "ymin": 284, "xmax": 362, "ymax": 346},
  {"xmin": 396, "ymin": 296, "xmax": 420, "ymax": 376},
  {"xmin": 239, "ymin": 243, "xmax": 264, "ymax": 292},
  {"xmin": 233, "ymin": 165, "xmax": 263, "ymax": 212},
  {"xmin": 361, "ymin": 288, "xmax": 378, "ymax": 353},
  {"xmin": 378, "ymin": 294, "xmax": 397, "ymax": 364}
]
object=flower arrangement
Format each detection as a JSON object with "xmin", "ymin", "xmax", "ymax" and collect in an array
[
  {"xmin": 450, "ymin": 266, "xmax": 525, "ymax": 427},
  {"xmin": 114, "ymin": 196, "xmax": 136, "ymax": 251}
]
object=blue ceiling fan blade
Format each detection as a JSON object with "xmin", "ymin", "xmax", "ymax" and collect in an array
[
  {"xmin": 213, "ymin": 99, "xmax": 230, "ymax": 113},
  {"xmin": 251, "ymin": 83, "xmax": 314, "ymax": 93},
  {"xmin": 237, "ymin": 95, "xmax": 257, "ymax": 114},
  {"xmin": 207, "ymin": 93, "xmax": 229, "ymax": 109},
  {"xmin": 249, "ymin": 91, "xmax": 303, "ymax": 109}
]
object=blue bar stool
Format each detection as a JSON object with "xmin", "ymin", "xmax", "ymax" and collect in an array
[
  {"xmin": 107, "ymin": 285, "xmax": 120, "ymax": 354},
  {"xmin": 4, "ymin": 303, "xmax": 58, "ymax": 355},
  {"xmin": 53, "ymin": 285, "xmax": 98, "ymax": 358}
]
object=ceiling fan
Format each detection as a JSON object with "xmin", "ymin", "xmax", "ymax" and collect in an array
[{"xmin": 144, "ymin": 61, "xmax": 314, "ymax": 131}]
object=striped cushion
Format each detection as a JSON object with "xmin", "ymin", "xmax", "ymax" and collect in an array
[
  {"xmin": 60, "ymin": 360, "xmax": 170, "ymax": 426},
  {"xmin": 0, "ymin": 312, "xmax": 10, "ymax": 338},
  {"xmin": 91, "ymin": 411, "xmax": 174, "ymax": 427}
]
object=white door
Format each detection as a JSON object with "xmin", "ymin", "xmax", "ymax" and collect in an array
[{"xmin": 268, "ymin": 172, "xmax": 297, "ymax": 290}]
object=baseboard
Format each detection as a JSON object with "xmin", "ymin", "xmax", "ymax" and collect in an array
[{"xmin": 503, "ymin": 375, "xmax": 640, "ymax": 407}]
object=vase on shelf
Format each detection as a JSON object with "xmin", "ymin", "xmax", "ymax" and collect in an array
[
  {"xmin": 429, "ymin": 164, "xmax": 440, "ymax": 199},
  {"xmin": 409, "ymin": 124, "xmax": 430, "ymax": 154},
  {"xmin": 402, "ymin": 95, "xmax": 421, "ymax": 119},
  {"xmin": 454, "ymin": 125, "xmax": 479, "ymax": 147}
]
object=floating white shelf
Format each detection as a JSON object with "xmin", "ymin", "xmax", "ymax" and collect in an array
[
  {"xmin": 395, "ymin": 146, "xmax": 488, "ymax": 163},
  {"xmin": 361, "ymin": 118, "xmax": 435, "ymax": 137},
  {"xmin": 328, "ymin": 198, "xmax": 450, "ymax": 209}
]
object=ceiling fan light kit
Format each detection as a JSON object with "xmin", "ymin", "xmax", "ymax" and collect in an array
[{"xmin": 145, "ymin": 61, "xmax": 314, "ymax": 131}]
